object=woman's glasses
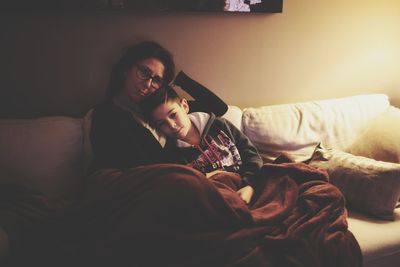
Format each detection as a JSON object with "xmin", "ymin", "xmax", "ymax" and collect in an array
[{"xmin": 136, "ymin": 65, "xmax": 164, "ymax": 89}]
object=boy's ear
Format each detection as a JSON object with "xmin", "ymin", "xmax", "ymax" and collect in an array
[{"xmin": 180, "ymin": 98, "xmax": 190, "ymax": 114}]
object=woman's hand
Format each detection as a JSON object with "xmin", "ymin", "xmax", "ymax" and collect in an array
[{"xmin": 236, "ymin": 185, "xmax": 254, "ymax": 204}]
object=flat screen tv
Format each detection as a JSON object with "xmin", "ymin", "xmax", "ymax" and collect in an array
[
  {"xmin": 110, "ymin": 0, "xmax": 283, "ymax": 13},
  {"xmin": 5, "ymin": 0, "xmax": 283, "ymax": 13}
]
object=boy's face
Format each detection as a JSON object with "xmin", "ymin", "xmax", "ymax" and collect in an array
[{"xmin": 152, "ymin": 99, "xmax": 192, "ymax": 140}]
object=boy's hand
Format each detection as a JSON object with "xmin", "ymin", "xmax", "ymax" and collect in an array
[
  {"xmin": 237, "ymin": 185, "xmax": 254, "ymax": 204},
  {"xmin": 205, "ymin": 170, "xmax": 229, "ymax": 178}
]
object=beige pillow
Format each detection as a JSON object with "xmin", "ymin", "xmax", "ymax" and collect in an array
[
  {"xmin": 0, "ymin": 117, "xmax": 84, "ymax": 205},
  {"xmin": 308, "ymin": 145, "xmax": 400, "ymax": 220},
  {"xmin": 347, "ymin": 106, "xmax": 400, "ymax": 163}
]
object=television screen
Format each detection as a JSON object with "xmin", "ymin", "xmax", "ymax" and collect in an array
[
  {"xmin": 4, "ymin": 0, "xmax": 283, "ymax": 13},
  {"xmin": 110, "ymin": 0, "xmax": 283, "ymax": 13}
]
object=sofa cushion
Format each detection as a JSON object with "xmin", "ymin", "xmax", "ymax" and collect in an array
[
  {"xmin": 0, "ymin": 117, "xmax": 84, "ymax": 204},
  {"xmin": 308, "ymin": 145, "xmax": 400, "ymax": 220},
  {"xmin": 242, "ymin": 94, "xmax": 390, "ymax": 162},
  {"xmin": 347, "ymin": 106, "xmax": 400, "ymax": 164},
  {"xmin": 347, "ymin": 208, "xmax": 400, "ymax": 266}
]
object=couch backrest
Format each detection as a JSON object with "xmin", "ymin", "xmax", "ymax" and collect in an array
[
  {"xmin": 241, "ymin": 94, "xmax": 390, "ymax": 162},
  {"xmin": 0, "ymin": 94, "xmax": 391, "ymax": 204}
]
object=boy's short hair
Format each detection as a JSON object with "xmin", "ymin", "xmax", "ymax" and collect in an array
[{"xmin": 140, "ymin": 85, "xmax": 181, "ymax": 121}]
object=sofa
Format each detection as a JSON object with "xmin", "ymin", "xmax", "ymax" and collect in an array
[{"xmin": 1, "ymin": 93, "xmax": 399, "ymax": 266}]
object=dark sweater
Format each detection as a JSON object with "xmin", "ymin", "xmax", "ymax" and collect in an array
[
  {"xmin": 168, "ymin": 113, "xmax": 263, "ymax": 186},
  {"xmin": 90, "ymin": 71, "xmax": 228, "ymax": 171}
]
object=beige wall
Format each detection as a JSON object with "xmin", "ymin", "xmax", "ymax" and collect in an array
[{"xmin": 1, "ymin": 0, "xmax": 400, "ymax": 117}]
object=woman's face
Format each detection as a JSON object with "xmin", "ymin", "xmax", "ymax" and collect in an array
[{"xmin": 124, "ymin": 57, "xmax": 165, "ymax": 103}]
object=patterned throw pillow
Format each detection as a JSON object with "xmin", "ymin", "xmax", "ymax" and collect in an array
[{"xmin": 308, "ymin": 144, "xmax": 400, "ymax": 220}]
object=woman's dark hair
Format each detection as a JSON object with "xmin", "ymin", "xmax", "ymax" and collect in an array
[
  {"xmin": 105, "ymin": 40, "xmax": 175, "ymax": 98},
  {"xmin": 139, "ymin": 85, "xmax": 180, "ymax": 122}
]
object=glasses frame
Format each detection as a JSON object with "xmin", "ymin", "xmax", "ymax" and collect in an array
[{"xmin": 135, "ymin": 65, "xmax": 164, "ymax": 90}]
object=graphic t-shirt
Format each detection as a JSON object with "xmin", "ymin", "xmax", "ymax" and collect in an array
[{"xmin": 188, "ymin": 130, "xmax": 243, "ymax": 173}]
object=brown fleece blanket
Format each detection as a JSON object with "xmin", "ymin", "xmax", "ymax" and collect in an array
[{"xmin": 76, "ymin": 157, "xmax": 362, "ymax": 267}]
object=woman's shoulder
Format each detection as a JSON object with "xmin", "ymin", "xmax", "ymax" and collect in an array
[
  {"xmin": 91, "ymin": 100, "xmax": 133, "ymax": 129},
  {"xmin": 92, "ymin": 100, "xmax": 128, "ymax": 119},
  {"xmin": 93, "ymin": 99, "xmax": 121, "ymax": 114}
]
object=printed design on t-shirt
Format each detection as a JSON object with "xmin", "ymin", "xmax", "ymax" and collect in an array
[{"xmin": 188, "ymin": 130, "xmax": 242, "ymax": 174}]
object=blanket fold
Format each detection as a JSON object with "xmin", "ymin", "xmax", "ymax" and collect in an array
[{"xmin": 74, "ymin": 158, "xmax": 362, "ymax": 267}]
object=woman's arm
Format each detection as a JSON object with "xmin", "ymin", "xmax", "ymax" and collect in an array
[{"xmin": 173, "ymin": 71, "xmax": 228, "ymax": 116}]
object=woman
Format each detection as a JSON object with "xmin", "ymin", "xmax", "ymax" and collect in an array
[{"xmin": 90, "ymin": 40, "xmax": 228, "ymax": 171}]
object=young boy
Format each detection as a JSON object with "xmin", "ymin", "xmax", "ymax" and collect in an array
[{"xmin": 140, "ymin": 85, "xmax": 263, "ymax": 204}]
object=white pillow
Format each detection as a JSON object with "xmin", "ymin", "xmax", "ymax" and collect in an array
[
  {"xmin": 222, "ymin": 105, "xmax": 243, "ymax": 130},
  {"xmin": 0, "ymin": 117, "xmax": 84, "ymax": 204},
  {"xmin": 242, "ymin": 94, "xmax": 389, "ymax": 162}
]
